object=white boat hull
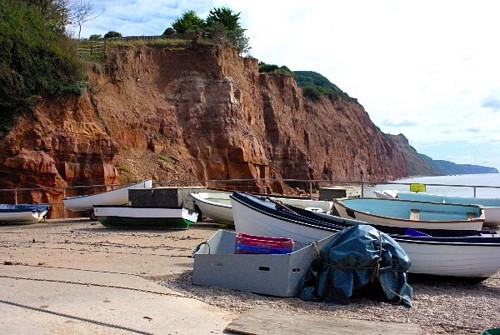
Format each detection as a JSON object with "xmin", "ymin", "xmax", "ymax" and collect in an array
[
  {"xmin": 190, "ymin": 192, "xmax": 233, "ymax": 224},
  {"xmin": 483, "ymin": 206, "xmax": 500, "ymax": 226},
  {"xmin": 93, "ymin": 206, "xmax": 198, "ymax": 229},
  {"xmin": 0, "ymin": 211, "xmax": 41, "ymax": 225},
  {"xmin": 231, "ymin": 193, "xmax": 500, "ymax": 278},
  {"xmin": 395, "ymin": 238, "xmax": 500, "ymax": 278},
  {"xmin": 94, "ymin": 206, "xmax": 188, "ymax": 218},
  {"xmin": 63, "ymin": 180, "xmax": 153, "ymax": 212}
]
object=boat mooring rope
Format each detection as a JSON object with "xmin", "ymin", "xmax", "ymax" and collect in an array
[
  {"xmin": 0, "ymin": 274, "xmax": 185, "ymax": 298},
  {"xmin": 0, "ymin": 298, "xmax": 155, "ymax": 335}
]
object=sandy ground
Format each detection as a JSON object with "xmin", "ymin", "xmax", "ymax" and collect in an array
[
  {"xmin": 0, "ymin": 219, "xmax": 499, "ymax": 335},
  {"xmin": 0, "ymin": 219, "xmax": 236, "ymax": 335}
]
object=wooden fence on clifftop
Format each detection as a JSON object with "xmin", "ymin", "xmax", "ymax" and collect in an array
[{"xmin": 77, "ymin": 40, "xmax": 107, "ymax": 61}]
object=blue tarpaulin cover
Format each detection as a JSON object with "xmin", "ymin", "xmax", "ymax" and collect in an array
[{"xmin": 299, "ymin": 224, "xmax": 413, "ymax": 307}]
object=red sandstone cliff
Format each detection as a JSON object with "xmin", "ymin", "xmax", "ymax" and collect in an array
[{"xmin": 0, "ymin": 44, "xmax": 408, "ymax": 216}]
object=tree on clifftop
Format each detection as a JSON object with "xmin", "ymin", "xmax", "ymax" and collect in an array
[
  {"xmin": 171, "ymin": 10, "xmax": 205, "ymax": 33},
  {"xmin": 206, "ymin": 7, "xmax": 240, "ymax": 31},
  {"xmin": 205, "ymin": 7, "xmax": 250, "ymax": 55},
  {"xmin": 104, "ymin": 31, "xmax": 122, "ymax": 39},
  {"xmin": 68, "ymin": 0, "xmax": 101, "ymax": 39},
  {"xmin": 168, "ymin": 7, "xmax": 250, "ymax": 55}
]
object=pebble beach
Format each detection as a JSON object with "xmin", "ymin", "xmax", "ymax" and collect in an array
[{"xmin": 1, "ymin": 219, "xmax": 499, "ymax": 334}]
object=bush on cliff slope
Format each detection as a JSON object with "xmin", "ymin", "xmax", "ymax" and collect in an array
[
  {"xmin": 0, "ymin": 0, "xmax": 85, "ymax": 135},
  {"xmin": 258, "ymin": 62, "xmax": 294, "ymax": 75},
  {"xmin": 294, "ymin": 71, "xmax": 352, "ymax": 101}
]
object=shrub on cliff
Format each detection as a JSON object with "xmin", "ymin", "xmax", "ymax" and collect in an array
[
  {"xmin": 302, "ymin": 86, "xmax": 322, "ymax": 101},
  {"xmin": 104, "ymin": 31, "xmax": 123, "ymax": 39},
  {"xmin": 294, "ymin": 71, "xmax": 352, "ymax": 101},
  {"xmin": 169, "ymin": 7, "xmax": 250, "ymax": 55},
  {"xmin": 0, "ymin": 0, "xmax": 85, "ymax": 135},
  {"xmin": 258, "ymin": 62, "xmax": 294, "ymax": 75}
]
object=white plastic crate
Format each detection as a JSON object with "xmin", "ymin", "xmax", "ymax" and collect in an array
[{"xmin": 192, "ymin": 229, "xmax": 334, "ymax": 297}]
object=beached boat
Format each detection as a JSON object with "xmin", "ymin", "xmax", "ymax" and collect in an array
[
  {"xmin": 333, "ymin": 197, "xmax": 485, "ymax": 231},
  {"xmin": 375, "ymin": 190, "xmax": 500, "ymax": 227},
  {"xmin": 0, "ymin": 204, "xmax": 50, "ymax": 212},
  {"xmin": 190, "ymin": 192, "xmax": 233, "ymax": 224},
  {"xmin": 0, "ymin": 204, "xmax": 50, "ymax": 224},
  {"xmin": 0, "ymin": 209, "xmax": 43, "ymax": 224},
  {"xmin": 230, "ymin": 192, "xmax": 500, "ymax": 278},
  {"xmin": 373, "ymin": 189, "xmax": 399, "ymax": 199},
  {"xmin": 190, "ymin": 191, "xmax": 333, "ymax": 224},
  {"xmin": 93, "ymin": 205, "xmax": 198, "ymax": 229},
  {"xmin": 63, "ymin": 180, "xmax": 153, "ymax": 214}
]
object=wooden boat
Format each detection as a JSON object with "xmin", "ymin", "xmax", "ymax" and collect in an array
[
  {"xmin": 376, "ymin": 190, "xmax": 500, "ymax": 227},
  {"xmin": 0, "ymin": 204, "xmax": 50, "ymax": 224},
  {"xmin": 333, "ymin": 197, "xmax": 485, "ymax": 231},
  {"xmin": 63, "ymin": 180, "xmax": 153, "ymax": 213},
  {"xmin": 230, "ymin": 192, "xmax": 500, "ymax": 279},
  {"xmin": 93, "ymin": 205, "xmax": 198, "ymax": 229},
  {"xmin": 190, "ymin": 191, "xmax": 333, "ymax": 224}
]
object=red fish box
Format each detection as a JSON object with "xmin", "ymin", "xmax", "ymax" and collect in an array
[{"xmin": 235, "ymin": 232, "xmax": 294, "ymax": 254}]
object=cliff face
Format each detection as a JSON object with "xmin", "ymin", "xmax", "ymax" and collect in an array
[
  {"xmin": 0, "ymin": 44, "xmax": 408, "ymax": 216},
  {"xmin": 388, "ymin": 134, "xmax": 437, "ymax": 176}
]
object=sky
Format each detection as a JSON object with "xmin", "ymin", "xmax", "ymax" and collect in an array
[{"xmin": 71, "ymin": 0, "xmax": 500, "ymax": 171}]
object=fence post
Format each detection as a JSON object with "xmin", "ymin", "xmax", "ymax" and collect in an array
[
  {"xmin": 63, "ymin": 188, "xmax": 66, "ymax": 219},
  {"xmin": 14, "ymin": 189, "xmax": 18, "ymax": 204}
]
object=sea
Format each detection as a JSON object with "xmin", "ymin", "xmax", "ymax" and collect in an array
[{"xmin": 365, "ymin": 173, "xmax": 500, "ymax": 198}]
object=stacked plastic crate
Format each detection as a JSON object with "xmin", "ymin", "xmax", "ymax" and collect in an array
[{"xmin": 234, "ymin": 232, "xmax": 294, "ymax": 254}]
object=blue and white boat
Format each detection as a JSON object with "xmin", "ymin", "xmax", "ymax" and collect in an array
[
  {"xmin": 0, "ymin": 204, "xmax": 50, "ymax": 224},
  {"xmin": 230, "ymin": 192, "xmax": 500, "ymax": 279},
  {"xmin": 375, "ymin": 190, "xmax": 500, "ymax": 227},
  {"xmin": 333, "ymin": 197, "xmax": 485, "ymax": 231}
]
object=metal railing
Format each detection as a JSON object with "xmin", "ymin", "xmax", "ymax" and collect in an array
[
  {"xmin": 370, "ymin": 181, "xmax": 500, "ymax": 198},
  {"xmin": 1, "ymin": 178, "xmax": 499, "ymax": 219},
  {"xmin": 0, "ymin": 182, "xmax": 133, "ymax": 219}
]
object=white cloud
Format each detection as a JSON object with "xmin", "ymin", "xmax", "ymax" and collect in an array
[
  {"xmin": 482, "ymin": 90, "xmax": 500, "ymax": 112},
  {"xmin": 79, "ymin": 0, "xmax": 500, "ymax": 169},
  {"xmin": 73, "ymin": 0, "xmax": 214, "ymax": 37}
]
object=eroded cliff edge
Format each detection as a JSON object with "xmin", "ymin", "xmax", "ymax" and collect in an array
[{"xmin": 0, "ymin": 44, "xmax": 408, "ymax": 215}]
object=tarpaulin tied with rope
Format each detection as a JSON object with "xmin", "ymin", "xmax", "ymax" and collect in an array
[{"xmin": 299, "ymin": 224, "xmax": 413, "ymax": 307}]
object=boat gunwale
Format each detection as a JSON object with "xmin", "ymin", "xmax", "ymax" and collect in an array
[{"xmin": 333, "ymin": 198, "xmax": 485, "ymax": 224}]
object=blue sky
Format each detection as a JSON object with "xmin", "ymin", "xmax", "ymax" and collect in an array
[{"xmin": 72, "ymin": 0, "xmax": 500, "ymax": 171}]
